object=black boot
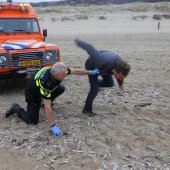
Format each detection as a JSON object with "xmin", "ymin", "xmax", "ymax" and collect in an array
[
  {"xmin": 5, "ymin": 103, "xmax": 21, "ymax": 118},
  {"xmin": 82, "ymin": 109, "xmax": 96, "ymax": 117}
]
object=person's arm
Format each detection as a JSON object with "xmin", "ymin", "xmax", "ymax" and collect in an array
[
  {"xmin": 69, "ymin": 68, "xmax": 100, "ymax": 75},
  {"xmin": 75, "ymin": 39, "xmax": 100, "ymax": 58},
  {"xmin": 43, "ymin": 100, "xmax": 55, "ymax": 126},
  {"xmin": 117, "ymin": 79, "xmax": 128, "ymax": 92},
  {"xmin": 43, "ymin": 100, "xmax": 63, "ymax": 136},
  {"xmin": 117, "ymin": 79, "xmax": 123, "ymax": 88},
  {"xmin": 117, "ymin": 79, "xmax": 124, "ymax": 91}
]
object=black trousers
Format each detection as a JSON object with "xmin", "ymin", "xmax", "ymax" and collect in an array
[
  {"xmin": 84, "ymin": 59, "xmax": 114, "ymax": 112},
  {"xmin": 17, "ymin": 85, "xmax": 65, "ymax": 125}
]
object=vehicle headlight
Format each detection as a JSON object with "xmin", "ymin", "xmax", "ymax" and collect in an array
[
  {"xmin": 0, "ymin": 56, "xmax": 7, "ymax": 64},
  {"xmin": 45, "ymin": 51, "xmax": 54, "ymax": 60}
]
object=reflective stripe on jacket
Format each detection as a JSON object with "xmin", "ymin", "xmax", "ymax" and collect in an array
[{"xmin": 34, "ymin": 67, "xmax": 56, "ymax": 98}]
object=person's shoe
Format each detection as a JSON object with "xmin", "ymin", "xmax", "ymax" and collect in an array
[
  {"xmin": 82, "ymin": 109, "xmax": 96, "ymax": 117},
  {"xmin": 5, "ymin": 103, "xmax": 21, "ymax": 118}
]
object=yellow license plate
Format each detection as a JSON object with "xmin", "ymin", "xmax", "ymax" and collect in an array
[{"xmin": 20, "ymin": 60, "xmax": 40, "ymax": 66}]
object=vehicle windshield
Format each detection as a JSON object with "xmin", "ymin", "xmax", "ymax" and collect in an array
[{"xmin": 0, "ymin": 18, "xmax": 40, "ymax": 33}]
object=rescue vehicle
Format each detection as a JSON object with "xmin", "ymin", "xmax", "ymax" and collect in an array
[{"xmin": 0, "ymin": 0, "xmax": 60, "ymax": 79}]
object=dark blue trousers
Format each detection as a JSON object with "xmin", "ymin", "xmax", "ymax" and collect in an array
[
  {"xmin": 84, "ymin": 59, "xmax": 114, "ymax": 112},
  {"xmin": 17, "ymin": 85, "xmax": 65, "ymax": 125}
]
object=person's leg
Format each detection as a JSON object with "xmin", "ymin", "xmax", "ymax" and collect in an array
[
  {"xmin": 83, "ymin": 75, "xmax": 99, "ymax": 112},
  {"xmin": 17, "ymin": 101, "xmax": 41, "ymax": 125},
  {"xmin": 83, "ymin": 59, "xmax": 99, "ymax": 115},
  {"xmin": 5, "ymin": 100, "xmax": 41, "ymax": 125},
  {"xmin": 98, "ymin": 74, "xmax": 114, "ymax": 87},
  {"xmin": 23, "ymin": 88, "xmax": 41, "ymax": 125},
  {"xmin": 5, "ymin": 79, "xmax": 41, "ymax": 125}
]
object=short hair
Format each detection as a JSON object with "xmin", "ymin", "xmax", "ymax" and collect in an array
[
  {"xmin": 115, "ymin": 60, "xmax": 131, "ymax": 76},
  {"xmin": 50, "ymin": 62, "xmax": 66, "ymax": 75}
]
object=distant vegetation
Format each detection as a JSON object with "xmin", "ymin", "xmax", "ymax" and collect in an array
[
  {"xmin": 31, "ymin": 0, "xmax": 170, "ymax": 7},
  {"xmin": 152, "ymin": 13, "xmax": 170, "ymax": 20},
  {"xmin": 132, "ymin": 15, "xmax": 148, "ymax": 20},
  {"xmin": 33, "ymin": 1, "xmax": 170, "ymax": 14},
  {"xmin": 98, "ymin": 16, "xmax": 107, "ymax": 20},
  {"xmin": 162, "ymin": 14, "xmax": 170, "ymax": 19},
  {"xmin": 153, "ymin": 14, "xmax": 162, "ymax": 20}
]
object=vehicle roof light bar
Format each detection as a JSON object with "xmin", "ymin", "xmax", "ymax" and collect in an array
[{"xmin": 0, "ymin": 2, "xmax": 31, "ymax": 12}]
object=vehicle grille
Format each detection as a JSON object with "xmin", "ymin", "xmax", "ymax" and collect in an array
[{"xmin": 10, "ymin": 51, "xmax": 44, "ymax": 68}]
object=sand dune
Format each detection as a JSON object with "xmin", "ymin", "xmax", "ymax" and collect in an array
[{"xmin": 37, "ymin": 2, "xmax": 170, "ymax": 35}]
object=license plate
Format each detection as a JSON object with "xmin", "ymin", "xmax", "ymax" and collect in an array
[{"xmin": 20, "ymin": 60, "xmax": 40, "ymax": 66}]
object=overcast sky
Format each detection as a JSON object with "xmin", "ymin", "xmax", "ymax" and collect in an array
[{"xmin": 1, "ymin": 0, "xmax": 63, "ymax": 2}]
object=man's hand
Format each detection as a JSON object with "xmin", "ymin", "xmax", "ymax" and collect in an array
[
  {"xmin": 51, "ymin": 124, "xmax": 63, "ymax": 136},
  {"xmin": 119, "ymin": 86, "xmax": 129, "ymax": 93},
  {"xmin": 89, "ymin": 69, "xmax": 100, "ymax": 75}
]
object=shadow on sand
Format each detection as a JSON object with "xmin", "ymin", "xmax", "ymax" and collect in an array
[{"xmin": 0, "ymin": 78, "xmax": 27, "ymax": 94}]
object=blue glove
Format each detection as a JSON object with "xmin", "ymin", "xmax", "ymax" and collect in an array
[
  {"xmin": 89, "ymin": 69, "xmax": 100, "ymax": 75},
  {"xmin": 51, "ymin": 124, "xmax": 63, "ymax": 136}
]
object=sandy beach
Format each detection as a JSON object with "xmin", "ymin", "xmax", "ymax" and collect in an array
[{"xmin": 0, "ymin": 2, "xmax": 170, "ymax": 170}]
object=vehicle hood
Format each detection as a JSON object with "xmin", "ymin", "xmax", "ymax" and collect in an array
[{"xmin": 0, "ymin": 40, "xmax": 56, "ymax": 51}]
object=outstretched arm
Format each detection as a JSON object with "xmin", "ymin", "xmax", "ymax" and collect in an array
[
  {"xmin": 75, "ymin": 39, "xmax": 100, "ymax": 58},
  {"xmin": 70, "ymin": 68, "xmax": 100, "ymax": 75}
]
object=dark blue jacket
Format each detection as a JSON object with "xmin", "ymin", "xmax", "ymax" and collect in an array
[{"xmin": 75, "ymin": 39, "xmax": 122, "ymax": 73}]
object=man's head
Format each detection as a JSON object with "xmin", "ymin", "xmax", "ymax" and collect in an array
[
  {"xmin": 50, "ymin": 62, "xmax": 67, "ymax": 81},
  {"xmin": 111, "ymin": 60, "xmax": 131, "ymax": 80}
]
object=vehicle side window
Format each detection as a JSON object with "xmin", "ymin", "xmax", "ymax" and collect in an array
[{"xmin": 33, "ymin": 20, "xmax": 39, "ymax": 32}]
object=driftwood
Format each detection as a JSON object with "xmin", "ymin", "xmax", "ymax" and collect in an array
[{"xmin": 134, "ymin": 102, "xmax": 152, "ymax": 107}]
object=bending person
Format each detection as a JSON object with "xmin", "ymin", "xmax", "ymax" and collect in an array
[{"xmin": 75, "ymin": 39, "xmax": 131, "ymax": 116}]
